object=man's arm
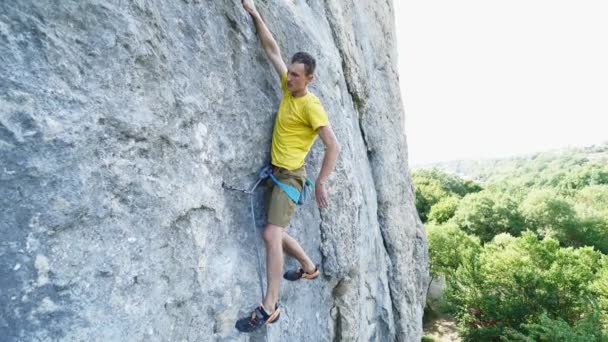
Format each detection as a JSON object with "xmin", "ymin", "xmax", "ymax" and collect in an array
[
  {"xmin": 242, "ymin": 0, "xmax": 287, "ymax": 77},
  {"xmin": 315, "ymin": 125, "xmax": 341, "ymax": 208}
]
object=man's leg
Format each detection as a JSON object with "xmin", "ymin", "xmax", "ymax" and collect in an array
[
  {"xmin": 234, "ymin": 222, "xmax": 283, "ymax": 332},
  {"xmin": 261, "ymin": 224, "xmax": 284, "ymax": 312},
  {"xmin": 282, "ymin": 232, "xmax": 316, "ymax": 273},
  {"xmin": 260, "ymin": 168, "xmax": 304, "ymax": 310}
]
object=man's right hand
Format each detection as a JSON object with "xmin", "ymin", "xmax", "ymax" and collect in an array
[{"xmin": 242, "ymin": 0, "xmax": 257, "ymax": 16}]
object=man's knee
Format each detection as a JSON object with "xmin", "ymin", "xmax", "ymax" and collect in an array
[{"xmin": 262, "ymin": 224, "xmax": 283, "ymax": 244}]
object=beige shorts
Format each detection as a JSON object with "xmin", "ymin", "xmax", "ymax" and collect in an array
[{"xmin": 267, "ymin": 166, "xmax": 306, "ymax": 228}]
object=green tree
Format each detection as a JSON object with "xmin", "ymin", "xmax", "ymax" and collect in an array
[
  {"xmin": 569, "ymin": 217, "xmax": 608, "ymax": 254},
  {"xmin": 558, "ymin": 162, "xmax": 608, "ymax": 191},
  {"xmin": 412, "ymin": 169, "xmax": 482, "ymax": 222},
  {"xmin": 426, "ymin": 223, "xmax": 480, "ymax": 279},
  {"xmin": 428, "ymin": 196, "xmax": 460, "ymax": 224},
  {"xmin": 591, "ymin": 257, "xmax": 608, "ymax": 311},
  {"xmin": 502, "ymin": 311, "xmax": 608, "ymax": 342},
  {"xmin": 519, "ymin": 187, "xmax": 608, "ymax": 252},
  {"xmin": 451, "ymin": 191, "xmax": 525, "ymax": 242},
  {"xmin": 443, "ymin": 232, "xmax": 607, "ymax": 341},
  {"xmin": 413, "ymin": 179, "xmax": 448, "ymax": 222},
  {"xmin": 574, "ymin": 184, "xmax": 608, "ymax": 218},
  {"xmin": 520, "ymin": 189, "xmax": 578, "ymax": 240}
]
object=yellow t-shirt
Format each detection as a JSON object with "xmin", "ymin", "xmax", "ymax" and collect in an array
[{"xmin": 270, "ymin": 71, "xmax": 329, "ymax": 170}]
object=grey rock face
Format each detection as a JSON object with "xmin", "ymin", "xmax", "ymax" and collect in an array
[{"xmin": 0, "ymin": 1, "xmax": 429, "ymax": 341}]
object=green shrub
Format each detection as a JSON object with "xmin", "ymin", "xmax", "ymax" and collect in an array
[{"xmin": 501, "ymin": 311, "xmax": 608, "ymax": 341}]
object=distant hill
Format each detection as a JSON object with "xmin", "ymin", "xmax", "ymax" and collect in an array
[{"xmin": 412, "ymin": 142, "xmax": 608, "ymax": 184}]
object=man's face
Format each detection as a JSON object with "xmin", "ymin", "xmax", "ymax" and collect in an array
[{"xmin": 286, "ymin": 63, "xmax": 313, "ymax": 94}]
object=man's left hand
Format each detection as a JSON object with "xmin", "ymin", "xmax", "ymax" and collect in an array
[{"xmin": 315, "ymin": 181, "xmax": 329, "ymax": 208}]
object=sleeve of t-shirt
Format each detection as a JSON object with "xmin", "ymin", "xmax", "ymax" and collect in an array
[
  {"xmin": 305, "ymin": 98, "xmax": 330, "ymax": 131},
  {"xmin": 281, "ymin": 71, "xmax": 288, "ymax": 94}
]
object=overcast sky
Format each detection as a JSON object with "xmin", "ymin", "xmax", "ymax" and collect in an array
[{"xmin": 393, "ymin": 0, "xmax": 608, "ymax": 166}]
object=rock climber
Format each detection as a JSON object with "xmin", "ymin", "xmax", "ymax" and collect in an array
[{"xmin": 235, "ymin": 0, "xmax": 342, "ymax": 333}]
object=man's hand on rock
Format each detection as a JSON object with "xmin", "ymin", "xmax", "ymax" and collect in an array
[
  {"xmin": 242, "ymin": 0, "xmax": 257, "ymax": 16},
  {"xmin": 315, "ymin": 181, "xmax": 329, "ymax": 209}
]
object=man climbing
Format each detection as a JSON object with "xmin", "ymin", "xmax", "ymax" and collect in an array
[{"xmin": 235, "ymin": 0, "xmax": 341, "ymax": 333}]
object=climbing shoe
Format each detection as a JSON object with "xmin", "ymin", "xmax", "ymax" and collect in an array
[
  {"xmin": 235, "ymin": 304, "xmax": 280, "ymax": 333},
  {"xmin": 283, "ymin": 266, "xmax": 320, "ymax": 281}
]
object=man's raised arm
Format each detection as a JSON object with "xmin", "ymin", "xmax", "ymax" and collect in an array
[{"xmin": 242, "ymin": 0, "xmax": 287, "ymax": 77}]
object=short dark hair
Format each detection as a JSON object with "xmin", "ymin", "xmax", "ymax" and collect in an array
[{"xmin": 291, "ymin": 52, "xmax": 316, "ymax": 75}]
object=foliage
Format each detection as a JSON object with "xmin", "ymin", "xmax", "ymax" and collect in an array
[
  {"xmin": 574, "ymin": 184, "xmax": 608, "ymax": 218},
  {"xmin": 558, "ymin": 162, "xmax": 608, "ymax": 192},
  {"xmin": 519, "ymin": 189, "xmax": 577, "ymax": 238},
  {"xmin": 426, "ymin": 223, "xmax": 480, "ymax": 279},
  {"xmin": 412, "ymin": 168, "xmax": 482, "ymax": 222},
  {"xmin": 568, "ymin": 216, "xmax": 608, "ymax": 254},
  {"xmin": 501, "ymin": 311, "xmax": 608, "ymax": 342},
  {"xmin": 591, "ymin": 256, "xmax": 608, "ymax": 311},
  {"xmin": 417, "ymin": 145, "xmax": 608, "ymax": 341},
  {"xmin": 428, "ymin": 196, "xmax": 460, "ymax": 224},
  {"xmin": 441, "ymin": 231, "xmax": 607, "ymax": 341},
  {"xmin": 413, "ymin": 177, "xmax": 449, "ymax": 222},
  {"xmin": 451, "ymin": 191, "xmax": 525, "ymax": 242},
  {"xmin": 518, "ymin": 188, "xmax": 608, "ymax": 253}
]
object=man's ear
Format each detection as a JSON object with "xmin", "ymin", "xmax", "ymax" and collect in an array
[{"xmin": 307, "ymin": 73, "xmax": 315, "ymax": 84}]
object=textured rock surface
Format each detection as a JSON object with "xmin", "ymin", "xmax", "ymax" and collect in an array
[{"xmin": 0, "ymin": 1, "xmax": 429, "ymax": 341}]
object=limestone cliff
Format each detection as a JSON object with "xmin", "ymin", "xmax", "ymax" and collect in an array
[{"xmin": 0, "ymin": 1, "xmax": 429, "ymax": 341}]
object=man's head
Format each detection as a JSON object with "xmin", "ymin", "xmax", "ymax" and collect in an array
[{"xmin": 287, "ymin": 52, "xmax": 316, "ymax": 95}]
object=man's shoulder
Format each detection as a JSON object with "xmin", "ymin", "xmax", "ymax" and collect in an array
[
  {"xmin": 308, "ymin": 92, "xmax": 321, "ymax": 101},
  {"xmin": 303, "ymin": 92, "xmax": 323, "ymax": 105}
]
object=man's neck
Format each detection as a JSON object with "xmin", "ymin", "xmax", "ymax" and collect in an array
[{"xmin": 291, "ymin": 88, "xmax": 309, "ymax": 98}]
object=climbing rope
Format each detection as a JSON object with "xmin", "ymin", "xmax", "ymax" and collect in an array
[
  {"xmin": 222, "ymin": 177, "xmax": 267, "ymax": 295},
  {"xmin": 246, "ymin": 174, "xmax": 268, "ymax": 300}
]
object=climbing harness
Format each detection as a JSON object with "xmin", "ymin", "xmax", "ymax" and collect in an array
[
  {"xmin": 260, "ymin": 165, "xmax": 314, "ymax": 205},
  {"xmin": 224, "ymin": 165, "xmax": 314, "ymax": 206}
]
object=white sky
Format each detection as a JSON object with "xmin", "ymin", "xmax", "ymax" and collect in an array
[{"xmin": 393, "ymin": 0, "xmax": 608, "ymax": 166}]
